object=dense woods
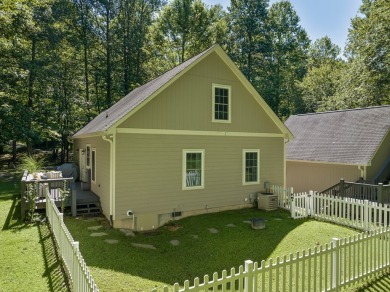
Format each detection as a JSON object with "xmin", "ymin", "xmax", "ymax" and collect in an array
[{"xmin": 1, "ymin": 0, "xmax": 389, "ymax": 161}]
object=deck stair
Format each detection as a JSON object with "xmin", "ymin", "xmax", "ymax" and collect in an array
[{"xmin": 76, "ymin": 201, "xmax": 101, "ymax": 216}]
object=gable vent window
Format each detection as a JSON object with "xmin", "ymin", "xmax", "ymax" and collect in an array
[{"xmin": 212, "ymin": 84, "xmax": 231, "ymax": 123}]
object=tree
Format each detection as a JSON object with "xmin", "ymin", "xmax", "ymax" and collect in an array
[
  {"xmin": 265, "ymin": 0, "xmax": 310, "ymax": 118},
  {"xmin": 335, "ymin": 0, "xmax": 390, "ymax": 108},
  {"xmin": 227, "ymin": 0, "xmax": 270, "ymax": 84},
  {"xmin": 299, "ymin": 36, "xmax": 344, "ymax": 112},
  {"xmin": 145, "ymin": 0, "xmax": 226, "ymax": 76}
]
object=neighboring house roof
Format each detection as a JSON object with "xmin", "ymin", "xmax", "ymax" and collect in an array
[
  {"xmin": 73, "ymin": 44, "xmax": 292, "ymax": 139},
  {"xmin": 285, "ymin": 106, "xmax": 390, "ymax": 165}
]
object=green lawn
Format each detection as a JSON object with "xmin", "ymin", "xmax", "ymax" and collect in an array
[
  {"xmin": 65, "ymin": 209, "xmax": 365, "ymax": 291},
  {"xmin": 0, "ymin": 171, "xmax": 70, "ymax": 292}
]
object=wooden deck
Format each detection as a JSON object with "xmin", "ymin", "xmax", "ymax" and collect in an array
[{"xmin": 21, "ymin": 172, "xmax": 101, "ymax": 218}]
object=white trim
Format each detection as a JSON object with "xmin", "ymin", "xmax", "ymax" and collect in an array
[
  {"xmin": 117, "ymin": 128, "xmax": 285, "ymax": 138},
  {"xmin": 182, "ymin": 149, "xmax": 205, "ymax": 190},
  {"xmin": 242, "ymin": 149, "xmax": 260, "ymax": 185},
  {"xmin": 91, "ymin": 148, "xmax": 97, "ymax": 184},
  {"xmin": 287, "ymin": 159, "xmax": 369, "ymax": 167},
  {"xmin": 212, "ymin": 83, "xmax": 231, "ymax": 123},
  {"xmin": 86, "ymin": 144, "xmax": 91, "ymax": 169}
]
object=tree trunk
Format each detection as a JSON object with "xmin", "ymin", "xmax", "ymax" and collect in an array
[{"xmin": 27, "ymin": 38, "xmax": 36, "ymax": 156}]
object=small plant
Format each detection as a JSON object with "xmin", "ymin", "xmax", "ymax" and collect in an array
[
  {"xmin": 59, "ymin": 180, "xmax": 71, "ymax": 213},
  {"xmin": 19, "ymin": 154, "xmax": 46, "ymax": 176},
  {"xmin": 25, "ymin": 182, "xmax": 39, "ymax": 222}
]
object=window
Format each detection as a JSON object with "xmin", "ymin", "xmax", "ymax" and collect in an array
[
  {"xmin": 86, "ymin": 144, "xmax": 91, "ymax": 169},
  {"xmin": 91, "ymin": 148, "xmax": 96, "ymax": 183},
  {"xmin": 183, "ymin": 150, "xmax": 204, "ymax": 190},
  {"xmin": 243, "ymin": 150, "xmax": 260, "ymax": 185},
  {"xmin": 212, "ymin": 84, "xmax": 231, "ymax": 123}
]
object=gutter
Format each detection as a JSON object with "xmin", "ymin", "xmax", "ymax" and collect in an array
[{"xmin": 102, "ymin": 134, "xmax": 115, "ymax": 226}]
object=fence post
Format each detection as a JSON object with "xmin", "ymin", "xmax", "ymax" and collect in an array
[
  {"xmin": 364, "ymin": 200, "xmax": 369, "ymax": 231},
  {"xmin": 244, "ymin": 260, "xmax": 254, "ymax": 292},
  {"xmin": 71, "ymin": 182, "xmax": 77, "ymax": 217},
  {"xmin": 290, "ymin": 193, "xmax": 296, "ymax": 219},
  {"xmin": 73, "ymin": 241, "xmax": 80, "ymax": 292},
  {"xmin": 307, "ymin": 191, "xmax": 314, "ymax": 217},
  {"xmin": 377, "ymin": 183, "xmax": 383, "ymax": 204},
  {"xmin": 331, "ymin": 238, "xmax": 341, "ymax": 290},
  {"xmin": 340, "ymin": 178, "xmax": 345, "ymax": 197}
]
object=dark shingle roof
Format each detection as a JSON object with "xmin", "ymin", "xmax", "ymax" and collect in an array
[
  {"xmin": 73, "ymin": 46, "xmax": 216, "ymax": 137},
  {"xmin": 285, "ymin": 106, "xmax": 390, "ymax": 165}
]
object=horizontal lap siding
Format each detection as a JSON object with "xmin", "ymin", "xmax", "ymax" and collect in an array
[
  {"xmin": 287, "ymin": 161, "xmax": 361, "ymax": 193},
  {"xmin": 115, "ymin": 134, "xmax": 284, "ymax": 218},
  {"xmin": 74, "ymin": 137, "xmax": 111, "ymax": 217},
  {"xmin": 118, "ymin": 52, "xmax": 281, "ymax": 134}
]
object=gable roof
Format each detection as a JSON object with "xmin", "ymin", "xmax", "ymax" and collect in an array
[
  {"xmin": 285, "ymin": 106, "xmax": 390, "ymax": 165},
  {"xmin": 73, "ymin": 44, "xmax": 292, "ymax": 139}
]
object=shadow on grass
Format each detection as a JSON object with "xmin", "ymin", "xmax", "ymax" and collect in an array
[
  {"xmin": 356, "ymin": 269, "xmax": 390, "ymax": 292},
  {"xmin": 1, "ymin": 195, "xmax": 27, "ymax": 231},
  {"xmin": 37, "ymin": 222, "xmax": 72, "ymax": 292},
  {"xmin": 65, "ymin": 208, "xmax": 307, "ymax": 286}
]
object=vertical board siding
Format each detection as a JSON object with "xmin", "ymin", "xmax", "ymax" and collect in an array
[
  {"xmin": 115, "ymin": 134, "xmax": 284, "ymax": 218},
  {"xmin": 286, "ymin": 161, "xmax": 361, "ymax": 193},
  {"xmin": 74, "ymin": 137, "xmax": 111, "ymax": 217},
  {"xmin": 118, "ymin": 52, "xmax": 282, "ymax": 134}
]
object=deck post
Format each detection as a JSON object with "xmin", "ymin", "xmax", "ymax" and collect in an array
[
  {"xmin": 340, "ymin": 178, "xmax": 345, "ymax": 198},
  {"xmin": 71, "ymin": 181, "xmax": 77, "ymax": 217},
  {"xmin": 20, "ymin": 172, "xmax": 27, "ymax": 221},
  {"xmin": 377, "ymin": 183, "xmax": 383, "ymax": 204}
]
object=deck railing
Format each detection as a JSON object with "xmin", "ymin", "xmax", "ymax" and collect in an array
[
  {"xmin": 321, "ymin": 179, "xmax": 390, "ymax": 204},
  {"xmin": 21, "ymin": 171, "xmax": 77, "ymax": 219},
  {"xmin": 45, "ymin": 186, "xmax": 99, "ymax": 292}
]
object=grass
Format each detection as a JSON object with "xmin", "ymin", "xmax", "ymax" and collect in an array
[
  {"xmin": 0, "ymin": 170, "xmax": 70, "ymax": 292},
  {"xmin": 65, "ymin": 209, "xmax": 362, "ymax": 291}
]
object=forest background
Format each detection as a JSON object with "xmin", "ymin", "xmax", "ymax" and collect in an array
[{"xmin": 1, "ymin": 0, "xmax": 389, "ymax": 163}]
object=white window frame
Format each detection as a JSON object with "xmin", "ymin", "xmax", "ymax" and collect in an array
[
  {"xmin": 182, "ymin": 149, "xmax": 205, "ymax": 190},
  {"xmin": 242, "ymin": 149, "xmax": 260, "ymax": 185},
  {"xmin": 86, "ymin": 144, "xmax": 91, "ymax": 169},
  {"xmin": 212, "ymin": 83, "xmax": 231, "ymax": 123},
  {"xmin": 91, "ymin": 148, "xmax": 96, "ymax": 184}
]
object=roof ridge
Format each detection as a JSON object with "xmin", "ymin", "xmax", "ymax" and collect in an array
[{"xmin": 292, "ymin": 105, "xmax": 390, "ymax": 117}]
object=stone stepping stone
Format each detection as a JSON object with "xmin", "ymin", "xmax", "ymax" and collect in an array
[
  {"xmin": 170, "ymin": 240, "xmax": 180, "ymax": 246},
  {"xmin": 120, "ymin": 229, "xmax": 135, "ymax": 237},
  {"xmin": 190, "ymin": 234, "xmax": 199, "ymax": 239},
  {"xmin": 90, "ymin": 232, "xmax": 108, "ymax": 237},
  {"xmin": 208, "ymin": 228, "xmax": 219, "ymax": 234},
  {"xmin": 132, "ymin": 243, "xmax": 157, "ymax": 250},
  {"xmin": 242, "ymin": 220, "xmax": 252, "ymax": 224},
  {"xmin": 88, "ymin": 225, "xmax": 103, "ymax": 231},
  {"xmin": 104, "ymin": 239, "xmax": 119, "ymax": 244},
  {"xmin": 226, "ymin": 224, "xmax": 236, "ymax": 228}
]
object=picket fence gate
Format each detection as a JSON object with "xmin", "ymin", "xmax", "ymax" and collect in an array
[
  {"xmin": 153, "ymin": 188, "xmax": 390, "ymax": 292},
  {"xmin": 45, "ymin": 187, "xmax": 99, "ymax": 292}
]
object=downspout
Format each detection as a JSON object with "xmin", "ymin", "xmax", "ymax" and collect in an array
[
  {"xmin": 358, "ymin": 165, "xmax": 366, "ymax": 181},
  {"xmin": 102, "ymin": 134, "xmax": 114, "ymax": 226},
  {"xmin": 284, "ymin": 137, "xmax": 290, "ymax": 188}
]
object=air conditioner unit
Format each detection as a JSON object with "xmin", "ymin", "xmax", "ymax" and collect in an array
[{"xmin": 257, "ymin": 193, "xmax": 278, "ymax": 211}]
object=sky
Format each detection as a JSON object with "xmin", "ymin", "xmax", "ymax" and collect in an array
[{"xmin": 203, "ymin": 0, "xmax": 362, "ymax": 52}]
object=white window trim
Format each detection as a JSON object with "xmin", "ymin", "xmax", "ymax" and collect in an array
[
  {"xmin": 86, "ymin": 144, "xmax": 91, "ymax": 169},
  {"xmin": 212, "ymin": 83, "xmax": 231, "ymax": 123},
  {"xmin": 242, "ymin": 149, "xmax": 260, "ymax": 185},
  {"xmin": 91, "ymin": 148, "xmax": 96, "ymax": 184},
  {"xmin": 182, "ymin": 149, "xmax": 205, "ymax": 190}
]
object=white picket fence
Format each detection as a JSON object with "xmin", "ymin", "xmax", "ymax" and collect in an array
[
  {"xmin": 290, "ymin": 191, "xmax": 390, "ymax": 231},
  {"xmin": 154, "ymin": 187, "xmax": 390, "ymax": 292},
  {"xmin": 45, "ymin": 187, "xmax": 99, "ymax": 291}
]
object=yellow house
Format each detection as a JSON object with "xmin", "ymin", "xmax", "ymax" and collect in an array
[
  {"xmin": 285, "ymin": 106, "xmax": 390, "ymax": 193},
  {"xmin": 72, "ymin": 45, "xmax": 292, "ymax": 230}
]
